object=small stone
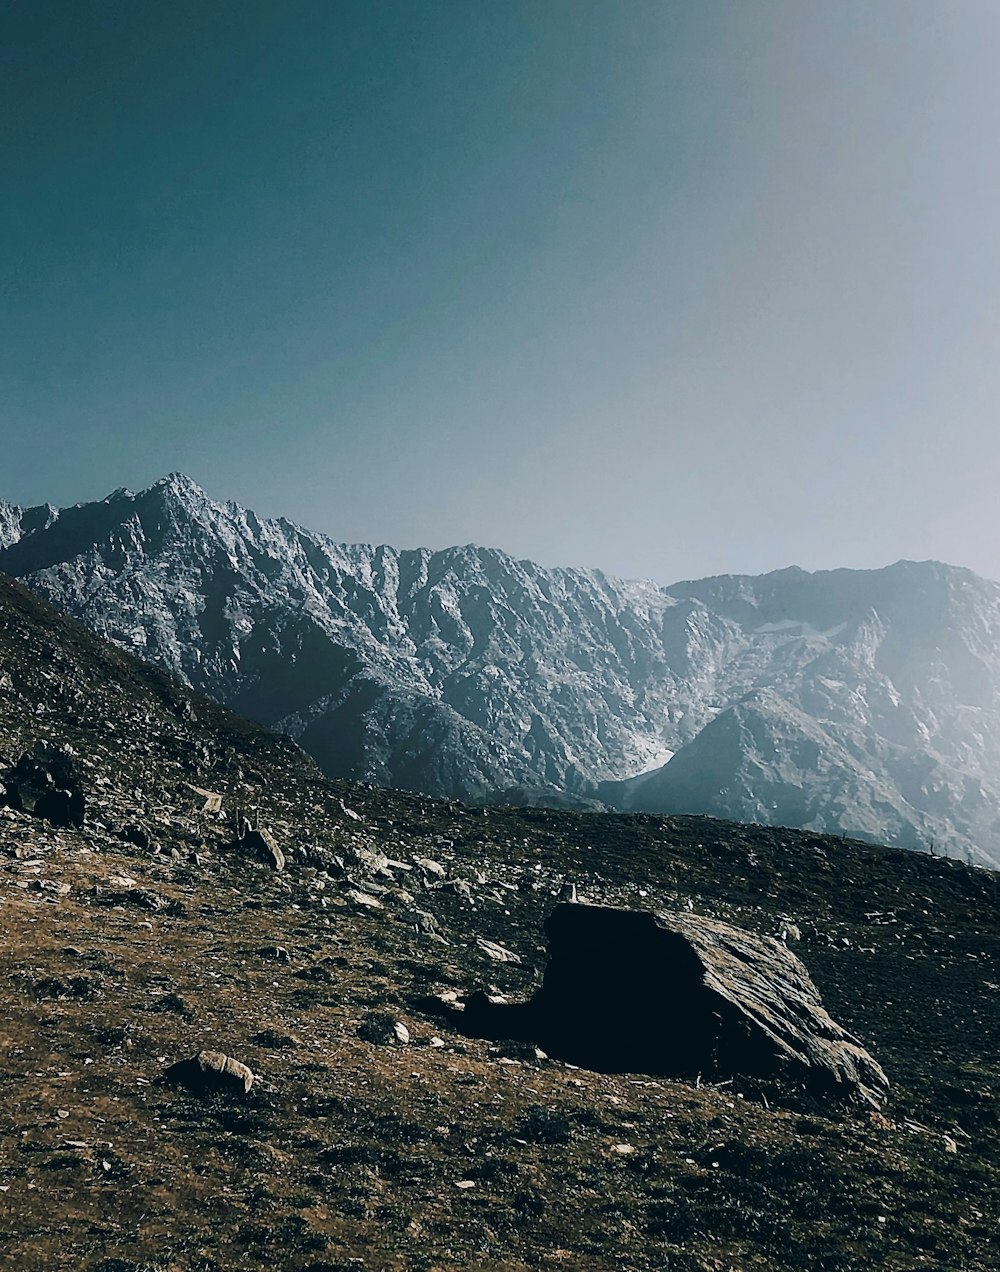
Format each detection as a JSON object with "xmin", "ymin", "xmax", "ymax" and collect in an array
[
  {"xmin": 160, "ymin": 1048, "xmax": 255, "ymax": 1095},
  {"xmin": 413, "ymin": 857, "xmax": 446, "ymax": 879},
  {"xmin": 476, "ymin": 937, "xmax": 520, "ymax": 964},
  {"xmin": 347, "ymin": 888, "xmax": 383, "ymax": 909},
  {"xmin": 252, "ymin": 1028, "xmax": 300, "ymax": 1049},
  {"xmin": 357, "ymin": 1012, "xmax": 410, "ymax": 1046},
  {"xmin": 117, "ymin": 823, "xmax": 154, "ymax": 852},
  {"xmin": 415, "ymin": 910, "xmax": 445, "ymax": 940}
]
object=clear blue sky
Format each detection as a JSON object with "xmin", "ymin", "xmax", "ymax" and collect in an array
[{"xmin": 4, "ymin": 1, "xmax": 1000, "ymax": 582}]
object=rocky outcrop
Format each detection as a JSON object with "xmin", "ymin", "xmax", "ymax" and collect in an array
[
  {"xmin": 464, "ymin": 903, "xmax": 889, "ymax": 1106},
  {"xmin": 3, "ymin": 742, "xmax": 86, "ymax": 828}
]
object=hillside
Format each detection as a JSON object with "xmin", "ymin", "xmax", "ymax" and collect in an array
[
  {"xmin": 3, "ymin": 475, "xmax": 1000, "ymax": 865},
  {"xmin": 1, "ymin": 571, "xmax": 999, "ymax": 1269}
]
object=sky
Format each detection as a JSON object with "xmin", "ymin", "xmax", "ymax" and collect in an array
[{"xmin": 4, "ymin": 0, "xmax": 1000, "ymax": 583}]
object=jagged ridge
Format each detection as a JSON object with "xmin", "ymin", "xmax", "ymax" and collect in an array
[{"xmin": 3, "ymin": 474, "xmax": 1000, "ymax": 864}]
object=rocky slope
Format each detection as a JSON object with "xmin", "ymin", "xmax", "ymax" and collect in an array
[
  {"xmin": 3, "ymin": 475, "xmax": 1000, "ymax": 864},
  {"xmin": 1, "ymin": 570, "xmax": 999, "ymax": 1270}
]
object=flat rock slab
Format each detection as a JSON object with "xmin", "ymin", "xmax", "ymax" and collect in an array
[
  {"xmin": 464, "ymin": 903, "xmax": 889, "ymax": 1106},
  {"xmin": 238, "ymin": 827, "xmax": 285, "ymax": 871}
]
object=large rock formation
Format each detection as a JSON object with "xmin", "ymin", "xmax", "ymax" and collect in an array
[
  {"xmin": 3, "ymin": 741, "xmax": 86, "ymax": 828},
  {"xmin": 464, "ymin": 903, "xmax": 889, "ymax": 1106}
]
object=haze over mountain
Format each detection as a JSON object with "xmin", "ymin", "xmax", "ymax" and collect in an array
[{"xmin": 2, "ymin": 473, "xmax": 999, "ymax": 866}]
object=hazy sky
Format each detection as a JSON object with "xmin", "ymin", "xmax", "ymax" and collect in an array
[{"xmin": 4, "ymin": 1, "xmax": 1000, "ymax": 582}]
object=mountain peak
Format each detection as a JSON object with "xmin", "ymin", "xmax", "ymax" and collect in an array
[{"xmin": 152, "ymin": 472, "xmax": 210, "ymax": 501}]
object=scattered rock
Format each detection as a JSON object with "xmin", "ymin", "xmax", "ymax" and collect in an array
[{"xmin": 160, "ymin": 1048, "xmax": 255, "ymax": 1095}]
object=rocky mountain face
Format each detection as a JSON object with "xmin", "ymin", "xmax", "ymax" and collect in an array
[{"xmin": 2, "ymin": 473, "xmax": 1000, "ymax": 864}]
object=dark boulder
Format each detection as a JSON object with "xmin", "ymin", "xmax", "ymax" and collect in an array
[
  {"xmin": 3, "ymin": 741, "xmax": 85, "ymax": 828},
  {"xmin": 463, "ymin": 903, "xmax": 888, "ymax": 1106}
]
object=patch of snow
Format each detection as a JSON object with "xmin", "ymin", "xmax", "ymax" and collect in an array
[
  {"xmin": 623, "ymin": 747, "xmax": 675, "ymax": 778},
  {"xmin": 753, "ymin": 618, "xmax": 848, "ymax": 640}
]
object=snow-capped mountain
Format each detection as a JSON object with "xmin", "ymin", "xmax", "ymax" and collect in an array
[{"xmin": 2, "ymin": 473, "xmax": 999, "ymax": 865}]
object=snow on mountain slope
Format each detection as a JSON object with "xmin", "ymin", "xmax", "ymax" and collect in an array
[{"xmin": 2, "ymin": 474, "xmax": 999, "ymax": 865}]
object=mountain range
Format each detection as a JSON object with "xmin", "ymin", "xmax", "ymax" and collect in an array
[{"xmin": 2, "ymin": 472, "xmax": 999, "ymax": 865}]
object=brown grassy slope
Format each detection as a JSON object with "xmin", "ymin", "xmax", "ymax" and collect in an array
[{"xmin": 0, "ymin": 573, "xmax": 998, "ymax": 1271}]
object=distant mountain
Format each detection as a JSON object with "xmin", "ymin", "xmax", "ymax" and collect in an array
[{"xmin": 2, "ymin": 474, "xmax": 999, "ymax": 865}]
